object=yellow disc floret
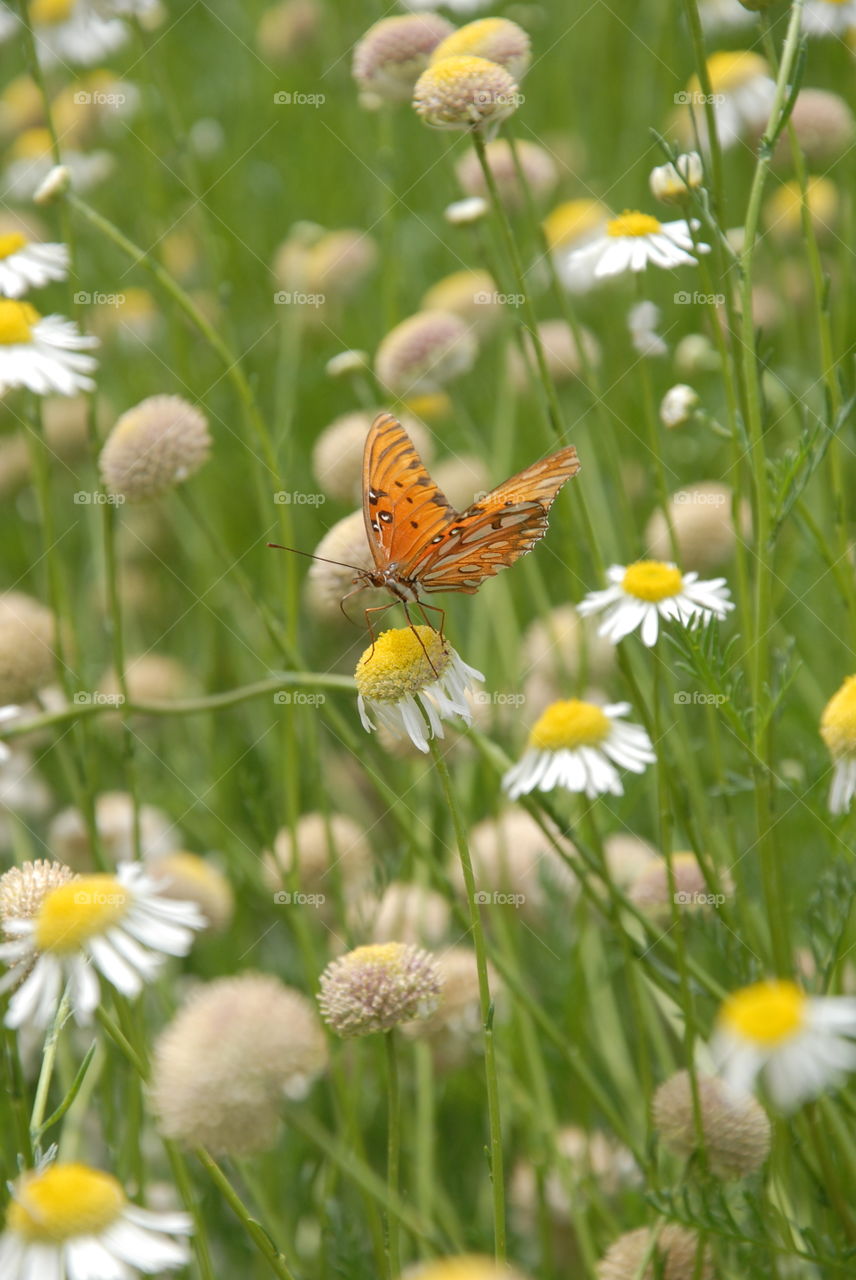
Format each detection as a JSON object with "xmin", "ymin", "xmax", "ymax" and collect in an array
[
  {"xmin": 0, "ymin": 232, "xmax": 27, "ymax": 260},
  {"xmin": 606, "ymin": 210, "xmax": 662, "ymax": 238},
  {"xmin": 821, "ymin": 674, "xmax": 856, "ymax": 758},
  {"xmin": 355, "ymin": 626, "xmax": 449, "ymax": 702},
  {"xmin": 720, "ymin": 980, "xmax": 807, "ymax": 1045},
  {"xmin": 0, "ymin": 300, "xmax": 39, "ymax": 346},
  {"xmin": 529, "ymin": 699, "xmax": 611, "ymax": 751},
  {"xmin": 543, "ymin": 199, "xmax": 608, "ymax": 250},
  {"xmin": 621, "ymin": 560, "xmax": 683, "ymax": 602},
  {"xmin": 35, "ymin": 874, "xmax": 130, "ymax": 953},
  {"xmin": 7, "ymin": 1163, "xmax": 125, "ymax": 1243},
  {"xmin": 701, "ymin": 50, "xmax": 768, "ymax": 95},
  {"xmin": 29, "ymin": 0, "xmax": 74, "ymax": 23}
]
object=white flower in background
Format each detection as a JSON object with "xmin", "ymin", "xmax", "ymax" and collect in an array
[
  {"xmin": 0, "ymin": 861, "xmax": 205, "ymax": 1029},
  {"xmin": 803, "ymin": 0, "xmax": 856, "ymax": 36},
  {"xmin": 502, "ymin": 699, "xmax": 655, "ymax": 801},
  {"xmin": 0, "ymin": 300, "xmax": 98, "ymax": 395},
  {"xmin": 355, "ymin": 625, "xmax": 484, "ymax": 754},
  {"xmin": 0, "ymin": 233, "xmax": 68, "ymax": 298},
  {"xmin": 683, "ymin": 51, "xmax": 776, "ymax": 151},
  {"xmin": 0, "ymin": 0, "xmax": 129, "ymax": 67},
  {"xmin": 660, "ymin": 383, "xmax": 700, "ymax": 429},
  {"xmin": 0, "ymin": 1161, "xmax": 192, "ymax": 1279},
  {"xmin": 578, "ymin": 561, "xmax": 733, "ymax": 647},
  {"xmin": 444, "ymin": 195, "xmax": 489, "ymax": 226},
  {"xmin": 3, "ymin": 128, "xmax": 113, "ymax": 201},
  {"xmin": 711, "ymin": 979, "xmax": 856, "ymax": 1110},
  {"xmin": 820, "ymin": 674, "xmax": 856, "ymax": 814},
  {"xmin": 628, "ymin": 300, "xmax": 668, "ymax": 357},
  {"xmin": 699, "ymin": 0, "xmax": 756, "ymax": 29},
  {"xmin": 566, "ymin": 210, "xmax": 708, "ymax": 279},
  {"xmin": 649, "ymin": 152, "xmax": 704, "ymax": 205}
]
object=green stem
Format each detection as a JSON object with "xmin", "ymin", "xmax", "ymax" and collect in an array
[
  {"xmin": 30, "ymin": 992, "xmax": 71, "ymax": 1161},
  {"xmin": 384, "ymin": 1030, "xmax": 401, "ymax": 1279},
  {"xmin": 195, "ymin": 1148, "xmax": 298, "ymax": 1280}
]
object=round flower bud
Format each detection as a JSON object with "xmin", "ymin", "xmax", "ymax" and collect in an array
[
  {"xmin": 543, "ymin": 198, "xmax": 610, "ymax": 252},
  {"xmin": 256, "ymin": 0, "xmax": 320, "ymax": 61},
  {"xmin": 363, "ymin": 881, "xmax": 450, "ymax": 947},
  {"xmin": 99, "ymin": 395, "xmax": 211, "ymax": 502},
  {"xmin": 0, "ymin": 858, "xmax": 75, "ymax": 929},
  {"xmin": 147, "ymin": 852, "xmax": 234, "ymax": 932},
  {"xmin": 597, "ymin": 1225, "xmax": 713, "ymax": 1280},
  {"xmin": 98, "ymin": 654, "xmax": 193, "ymax": 707},
  {"xmin": 444, "ymin": 196, "xmax": 489, "ymax": 226},
  {"xmin": 0, "ymin": 592, "xmax": 57, "ymax": 704},
  {"xmin": 312, "ymin": 410, "xmax": 432, "ymax": 503},
  {"xmin": 401, "ymin": 945, "xmax": 501, "ymax": 1069},
  {"xmin": 629, "ymin": 851, "xmax": 733, "ymax": 920},
  {"xmin": 429, "ymin": 18, "xmax": 531, "ymax": 83},
  {"xmin": 649, "ymin": 152, "xmax": 703, "ymax": 205},
  {"xmin": 772, "ymin": 89, "xmax": 855, "ymax": 168},
  {"xmin": 763, "ymin": 177, "xmax": 839, "ymax": 242},
  {"xmin": 151, "ymin": 973, "xmax": 327, "ymax": 1155},
  {"xmin": 304, "ymin": 229, "xmax": 378, "ymax": 300},
  {"xmin": 318, "ymin": 942, "xmax": 441, "ymax": 1037},
  {"xmin": 325, "ymin": 349, "xmax": 369, "ymax": 379},
  {"xmin": 375, "ymin": 309, "xmax": 477, "ymax": 395},
  {"xmin": 456, "ymin": 139, "xmax": 558, "ymax": 211},
  {"xmin": 660, "ymin": 383, "xmax": 700, "ymax": 429},
  {"xmin": 263, "ymin": 811, "xmax": 371, "ymax": 905},
  {"xmin": 413, "ymin": 55, "xmax": 521, "ymax": 133},
  {"xmin": 49, "ymin": 792, "xmax": 183, "ymax": 869},
  {"xmin": 645, "ymin": 482, "xmax": 751, "ymax": 571},
  {"xmin": 352, "ymin": 14, "xmax": 453, "ymax": 103},
  {"xmin": 303, "ymin": 510, "xmax": 385, "ymax": 623},
  {"xmin": 455, "ymin": 809, "xmax": 576, "ymax": 920},
  {"xmin": 652, "ymin": 1069, "xmax": 771, "ymax": 1178},
  {"xmin": 510, "ymin": 319, "xmax": 600, "ymax": 391},
  {"xmin": 422, "ymin": 269, "xmax": 502, "ymax": 335}
]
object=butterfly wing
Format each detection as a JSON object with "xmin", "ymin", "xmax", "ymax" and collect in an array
[
  {"xmin": 410, "ymin": 447, "xmax": 581, "ymax": 594},
  {"xmin": 362, "ymin": 411, "xmax": 455, "ymax": 573}
]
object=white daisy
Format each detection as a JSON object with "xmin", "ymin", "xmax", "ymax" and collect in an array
[
  {"xmin": 820, "ymin": 674, "xmax": 856, "ymax": 814},
  {"xmin": 0, "ymin": 233, "xmax": 68, "ymax": 298},
  {"xmin": 0, "ymin": 860, "xmax": 205, "ymax": 1029},
  {"xmin": 628, "ymin": 300, "xmax": 668, "ymax": 357},
  {"xmin": 502, "ymin": 699, "xmax": 656, "ymax": 801},
  {"xmin": 682, "ymin": 51, "xmax": 776, "ymax": 151},
  {"xmin": 710, "ymin": 979, "xmax": 856, "ymax": 1110},
  {"xmin": 355, "ymin": 624, "xmax": 484, "ymax": 754},
  {"xmin": 0, "ymin": 1161, "xmax": 192, "ymax": 1279},
  {"xmin": 699, "ymin": 0, "xmax": 756, "ymax": 31},
  {"xmin": 564, "ymin": 210, "xmax": 709, "ymax": 280},
  {"xmin": 444, "ymin": 196, "xmax": 489, "ymax": 226},
  {"xmin": 0, "ymin": 0, "xmax": 130, "ymax": 67},
  {"xmin": 0, "ymin": 300, "xmax": 98, "ymax": 396},
  {"xmin": 3, "ymin": 133, "xmax": 114, "ymax": 202},
  {"xmin": 803, "ymin": 0, "xmax": 856, "ymax": 36},
  {"xmin": 578, "ymin": 561, "xmax": 733, "ymax": 647}
]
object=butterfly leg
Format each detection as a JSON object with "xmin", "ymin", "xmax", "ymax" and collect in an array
[
  {"xmin": 415, "ymin": 600, "xmax": 445, "ymax": 637},
  {"xmin": 401, "ymin": 601, "xmax": 443, "ymax": 678},
  {"xmin": 361, "ymin": 602, "xmax": 400, "ymax": 660}
]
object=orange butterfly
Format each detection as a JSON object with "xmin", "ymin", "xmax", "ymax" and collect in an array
[{"xmin": 346, "ymin": 411, "xmax": 581, "ymax": 635}]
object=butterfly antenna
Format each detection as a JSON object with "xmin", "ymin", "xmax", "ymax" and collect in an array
[{"xmin": 266, "ymin": 543, "xmax": 365, "ymax": 573}]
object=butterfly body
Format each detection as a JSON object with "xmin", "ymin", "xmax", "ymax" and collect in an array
[{"xmin": 355, "ymin": 412, "xmax": 580, "ymax": 616}]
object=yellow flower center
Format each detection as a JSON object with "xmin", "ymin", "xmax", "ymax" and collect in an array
[
  {"xmin": 343, "ymin": 942, "xmax": 405, "ymax": 973},
  {"xmin": 820, "ymin": 674, "xmax": 856, "ymax": 758},
  {"xmin": 703, "ymin": 50, "xmax": 768, "ymax": 94},
  {"xmin": 11, "ymin": 126, "xmax": 53, "ymax": 160},
  {"xmin": 720, "ymin": 980, "xmax": 807, "ymax": 1046},
  {"xmin": 606, "ymin": 210, "xmax": 662, "ymax": 238},
  {"xmin": 430, "ymin": 18, "xmax": 513, "ymax": 62},
  {"xmin": 29, "ymin": 0, "xmax": 74, "ymax": 25},
  {"xmin": 402, "ymin": 392, "xmax": 452, "ymax": 422},
  {"xmin": 355, "ymin": 626, "xmax": 450, "ymax": 702},
  {"xmin": 621, "ymin": 560, "xmax": 683, "ymax": 602},
  {"xmin": 34, "ymin": 874, "xmax": 130, "ymax": 953},
  {"xmin": 543, "ymin": 199, "xmax": 608, "ymax": 250},
  {"xmin": 0, "ymin": 300, "xmax": 39, "ymax": 346},
  {"xmin": 529, "ymin": 699, "xmax": 611, "ymax": 751},
  {"xmin": 0, "ymin": 232, "xmax": 27, "ymax": 260},
  {"xmin": 7, "ymin": 1163, "xmax": 125, "ymax": 1243}
]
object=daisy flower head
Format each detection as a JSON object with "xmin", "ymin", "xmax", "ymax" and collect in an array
[
  {"xmin": 318, "ymin": 941, "xmax": 442, "ymax": 1037},
  {"xmin": 820, "ymin": 674, "xmax": 856, "ymax": 813},
  {"xmin": 0, "ymin": 1161, "xmax": 191, "ymax": 1279},
  {"xmin": 502, "ymin": 699, "xmax": 656, "ymax": 801},
  {"xmin": 578, "ymin": 561, "xmax": 733, "ymax": 647},
  {"xmin": 0, "ymin": 300, "xmax": 98, "ymax": 396},
  {"xmin": 355, "ymin": 625, "xmax": 484, "ymax": 754},
  {"xmin": 0, "ymin": 861, "xmax": 206, "ymax": 1030},
  {"xmin": 710, "ymin": 979, "xmax": 856, "ymax": 1110},
  {"xmin": 0, "ymin": 0, "xmax": 130, "ymax": 68},
  {"xmin": 565, "ymin": 210, "xmax": 709, "ymax": 281},
  {"xmin": 680, "ymin": 51, "xmax": 775, "ymax": 151},
  {"xmin": 4, "ymin": 128, "xmax": 113, "ymax": 202},
  {"xmin": 803, "ymin": 0, "xmax": 856, "ymax": 36},
  {"xmin": 0, "ymin": 233, "xmax": 68, "ymax": 298},
  {"xmin": 413, "ymin": 55, "xmax": 521, "ymax": 135},
  {"xmin": 649, "ymin": 151, "xmax": 704, "ymax": 206}
]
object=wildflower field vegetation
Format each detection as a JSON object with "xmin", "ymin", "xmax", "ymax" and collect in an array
[{"xmin": 1, "ymin": 0, "xmax": 856, "ymax": 1277}]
